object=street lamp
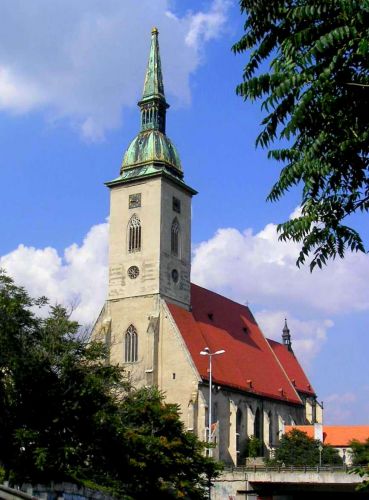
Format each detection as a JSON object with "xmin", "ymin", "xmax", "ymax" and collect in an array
[
  {"xmin": 318, "ymin": 444, "xmax": 323, "ymax": 468},
  {"xmin": 200, "ymin": 347, "xmax": 225, "ymax": 457}
]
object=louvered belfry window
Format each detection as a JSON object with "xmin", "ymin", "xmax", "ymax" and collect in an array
[
  {"xmin": 125, "ymin": 324, "xmax": 138, "ymax": 363},
  {"xmin": 171, "ymin": 218, "xmax": 180, "ymax": 257},
  {"xmin": 128, "ymin": 214, "xmax": 141, "ymax": 252}
]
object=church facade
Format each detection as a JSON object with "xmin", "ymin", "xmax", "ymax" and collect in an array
[{"xmin": 92, "ymin": 28, "xmax": 322, "ymax": 465}]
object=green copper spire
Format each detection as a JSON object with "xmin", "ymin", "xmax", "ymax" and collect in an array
[
  {"xmin": 115, "ymin": 28, "xmax": 191, "ymax": 184},
  {"xmin": 138, "ymin": 27, "xmax": 168, "ymax": 134},
  {"xmin": 142, "ymin": 27, "xmax": 165, "ymax": 101}
]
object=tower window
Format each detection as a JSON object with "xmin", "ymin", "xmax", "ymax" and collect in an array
[
  {"xmin": 172, "ymin": 196, "xmax": 181, "ymax": 213},
  {"xmin": 125, "ymin": 324, "xmax": 138, "ymax": 363},
  {"xmin": 171, "ymin": 218, "xmax": 180, "ymax": 257},
  {"xmin": 128, "ymin": 214, "xmax": 141, "ymax": 253}
]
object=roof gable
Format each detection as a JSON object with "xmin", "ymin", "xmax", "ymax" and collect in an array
[{"xmin": 166, "ymin": 284, "xmax": 304, "ymax": 405}]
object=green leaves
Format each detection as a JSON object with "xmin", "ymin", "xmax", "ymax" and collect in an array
[
  {"xmin": 350, "ymin": 438, "xmax": 369, "ymax": 466},
  {"xmin": 0, "ymin": 272, "xmax": 219, "ymax": 498},
  {"xmin": 270, "ymin": 429, "xmax": 342, "ymax": 466},
  {"xmin": 234, "ymin": 0, "xmax": 369, "ymax": 269}
]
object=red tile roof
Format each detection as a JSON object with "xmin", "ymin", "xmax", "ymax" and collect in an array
[
  {"xmin": 268, "ymin": 339, "xmax": 316, "ymax": 396},
  {"xmin": 166, "ymin": 284, "xmax": 306, "ymax": 405},
  {"xmin": 285, "ymin": 425, "xmax": 369, "ymax": 446}
]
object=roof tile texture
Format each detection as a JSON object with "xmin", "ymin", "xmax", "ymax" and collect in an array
[{"xmin": 166, "ymin": 284, "xmax": 312, "ymax": 405}]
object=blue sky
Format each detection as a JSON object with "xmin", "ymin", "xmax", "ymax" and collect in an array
[{"xmin": 0, "ymin": 0, "xmax": 368, "ymax": 424}]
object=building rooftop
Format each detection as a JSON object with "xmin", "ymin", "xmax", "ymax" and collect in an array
[
  {"xmin": 268, "ymin": 338, "xmax": 315, "ymax": 396},
  {"xmin": 285, "ymin": 425, "xmax": 369, "ymax": 446},
  {"xmin": 167, "ymin": 283, "xmax": 314, "ymax": 405}
]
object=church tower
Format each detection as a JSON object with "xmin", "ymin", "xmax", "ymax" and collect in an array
[
  {"xmin": 93, "ymin": 29, "xmax": 322, "ymax": 453},
  {"xmin": 106, "ymin": 28, "xmax": 196, "ymax": 309},
  {"xmin": 95, "ymin": 28, "xmax": 197, "ymax": 385}
]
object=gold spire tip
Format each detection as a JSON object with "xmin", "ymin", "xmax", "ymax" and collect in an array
[{"xmin": 151, "ymin": 27, "xmax": 159, "ymax": 34}]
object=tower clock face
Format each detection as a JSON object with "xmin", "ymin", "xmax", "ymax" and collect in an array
[
  {"xmin": 127, "ymin": 266, "xmax": 140, "ymax": 279},
  {"xmin": 129, "ymin": 193, "xmax": 141, "ymax": 209}
]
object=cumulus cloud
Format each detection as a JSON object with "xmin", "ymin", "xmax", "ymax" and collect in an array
[
  {"xmin": 191, "ymin": 223, "xmax": 369, "ymax": 316},
  {"xmin": 184, "ymin": 0, "xmax": 231, "ymax": 48},
  {"xmin": 0, "ymin": 222, "xmax": 108, "ymax": 325},
  {"xmin": 191, "ymin": 217, "xmax": 369, "ymax": 362},
  {"xmin": 2, "ymin": 213, "xmax": 368, "ymax": 368},
  {"xmin": 0, "ymin": 0, "xmax": 230, "ymax": 140},
  {"xmin": 256, "ymin": 309, "xmax": 333, "ymax": 368}
]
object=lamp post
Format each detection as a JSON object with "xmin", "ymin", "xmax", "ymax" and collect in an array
[
  {"xmin": 318, "ymin": 444, "xmax": 323, "ymax": 468},
  {"xmin": 200, "ymin": 347, "xmax": 225, "ymax": 457}
]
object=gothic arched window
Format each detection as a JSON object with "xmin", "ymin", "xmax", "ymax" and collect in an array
[
  {"xmin": 268, "ymin": 411, "xmax": 273, "ymax": 446},
  {"xmin": 128, "ymin": 214, "xmax": 141, "ymax": 253},
  {"xmin": 254, "ymin": 407, "xmax": 261, "ymax": 440},
  {"xmin": 125, "ymin": 324, "xmax": 138, "ymax": 363},
  {"xmin": 171, "ymin": 218, "xmax": 180, "ymax": 257},
  {"xmin": 236, "ymin": 408, "xmax": 242, "ymax": 459}
]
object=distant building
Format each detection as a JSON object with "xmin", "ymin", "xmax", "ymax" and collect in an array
[
  {"xmin": 92, "ymin": 28, "xmax": 322, "ymax": 466},
  {"xmin": 284, "ymin": 424, "xmax": 369, "ymax": 465}
]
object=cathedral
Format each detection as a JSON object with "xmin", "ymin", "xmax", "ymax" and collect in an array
[{"xmin": 92, "ymin": 28, "xmax": 322, "ymax": 465}]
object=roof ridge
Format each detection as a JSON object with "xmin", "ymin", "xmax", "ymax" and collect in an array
[{"xmin": 262, "ymin": 323, "xmax": 303, "ymax": 404}]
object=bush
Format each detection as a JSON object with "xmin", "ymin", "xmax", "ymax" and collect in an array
[{"xmin": 246, "ymin": 436, "xmax": 262, "ymax": 458}]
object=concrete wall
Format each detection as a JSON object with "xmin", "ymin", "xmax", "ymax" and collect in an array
[{"xmin": 212, "ymin": 468, "xmax": 365, "ymax": 500}]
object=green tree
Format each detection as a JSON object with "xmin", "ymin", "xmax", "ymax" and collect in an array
[
  {"xmin": 349, "ymin": 439, "xmax": 369, "ymax": 491},
  {"xmin": 0, "ymin": 270, "xmax": 220, "ymax": 498},
  {"xmin": 233, "ymin": 0, "xmax": 369, "ymax": 270},
  {"xmin": 350, "ymin": 438, "xmax": 369, "ymax": 466},
  {"xmin": 271, "ymin": 429, "xmax": 342, "ymax": 466},
  {"xmin": 246, "ymin": 436, "xmax": 262, "ymax": 458}
]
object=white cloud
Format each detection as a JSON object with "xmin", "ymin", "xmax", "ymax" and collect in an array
[
  {"xmin": 191, "ymin": 218, "xmax": 369, "ymax": 363},
  {"xmin": 1, "ymin": 212, "xmax": 368, "ymax": 369},
  {"xmin": 184, "ymin": 0, "xmax": 231, "ymax": 48},
  {"xmin": 0, "ymin": 0, "xmax": 231, "ymax": 140},
  {"xmin": 0, "ymin": 222, "xmax": 108, "ymax": 325},
  {"xmin": 255, "ymin": 309, "xmax": 333, "ymax": 368},
  {"xmin": 191, "ymin": 222, "xmax": 369, "ymax": 316}
]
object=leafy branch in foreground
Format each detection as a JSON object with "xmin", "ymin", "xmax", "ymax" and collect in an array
[{"xmin": 233, "ymin": 0, "xmax": 369, "ymax": 270}]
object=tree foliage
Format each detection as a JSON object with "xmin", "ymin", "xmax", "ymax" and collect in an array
[
  {"xmin": 271, "ymin": 429, "xmax": 342, "ymax": 466},
  {"xmin": 350, "ymin": 438, "xmax": 369, "ymax": 466},
  {"xmin": 233, "ymin": 0, "xmax": 369, "ymax": 270},
  {"xmin": 0, "ymin": 270, "xmax": 219, "ymax": 499},
  {"xmin": 349, "ymin": 438, "xmax": 369, "ymax": 491},
  {"xmin": 246, "ymin": 436, "xmax": 262, "ymax": 458}
]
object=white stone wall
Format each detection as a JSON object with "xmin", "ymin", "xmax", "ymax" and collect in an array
[
  {"xmin": 107, "ymin": 176, "xmax": 192, "ymax": 308},
  {"xmin": 198, "ymin": 387, "xmax": 307, "ymax": 465}
]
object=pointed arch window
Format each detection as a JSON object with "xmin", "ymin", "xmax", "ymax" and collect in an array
[
  {"xmin": 268, "ymin": 411, "xmax": 273, "ymax": 446},
  {"xmin": 128, "ymin": 214, "xmax": 141, "ymax": 253},
  {"xmin": 171, "ymin": 218, "xmax": 180, "ymax": 257},
  {"xmin": 254, "ymin": 407, "xmax": 261, "ymax": 440},
  {"xmin": 125, "ymin": 324, "xmax": 138, "ymax": 363}
]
